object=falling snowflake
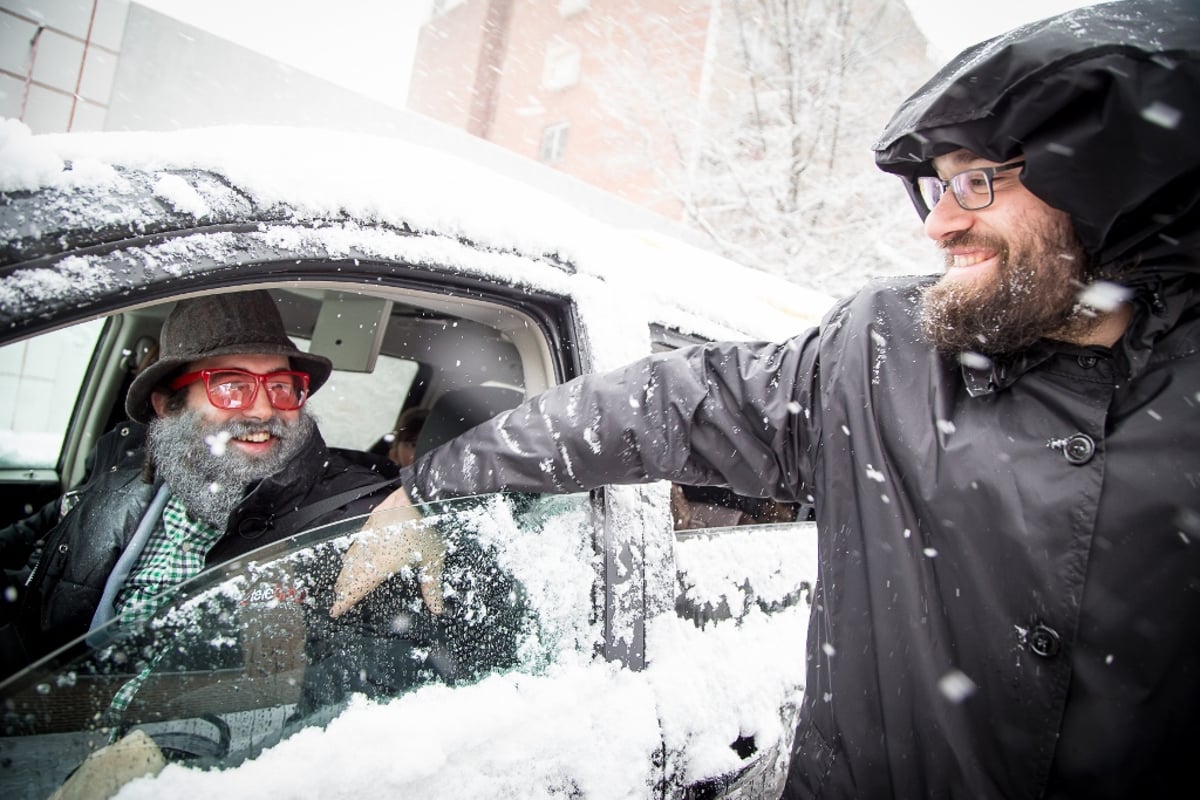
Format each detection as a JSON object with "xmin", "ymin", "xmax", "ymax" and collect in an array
[
  {"xmin": 1140, "ymin": 101, "xmax": 1182, "ymax": 129},
  {"xmin": 1077, "ymin": 280, "xmax": 1134, "ymax": 312},
  {"xmin": 206, "ymin": 430, "xmax": 233, "ymax": 456},
  {"xmin": 938, "ymin": 670, "xmax": 977, "ymax": 703},
  {"xmin": 959, "ymin": 351, "xmax": 991, "ymax": 370}
]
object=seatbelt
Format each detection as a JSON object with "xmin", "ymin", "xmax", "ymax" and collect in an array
[
  {"xmin": 279, "ymin": 476, "xmax": 401, "ymax": 534},
  {"xmin": 87, "ymin": 482, "xmax": 170, "ymax": 643}
]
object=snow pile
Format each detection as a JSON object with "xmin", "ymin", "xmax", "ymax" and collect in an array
[
  {"xmin": 118, "ymin": 662, "xmax": 663, "ymax": 800},
  {"xmin": 676, "ymin": 526, "xmax": 818, "ymax": 610},
  {"xmin": 646, "ymin": 606, "xmax": 808, "ymax": 784},
  {"xmin": 0, "ymin": 118, "xmax": 63, "ymax": 191}
]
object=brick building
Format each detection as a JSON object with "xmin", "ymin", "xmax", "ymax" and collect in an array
[{"xmin": 407, "ymin": 0, "xmax": 932, "ymax": 226}]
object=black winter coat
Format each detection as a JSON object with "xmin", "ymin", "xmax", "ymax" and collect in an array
[
  {"xmin": 406, "ymin": 274, "xmax": 1200, "ymax": 799},
  {"xmin": 4, "ymin": 426, "xmax": 397, "ymax": 673},
  {"xmin": 403, "ymin": 3, "xmax": 1200, "ymax": 797}
]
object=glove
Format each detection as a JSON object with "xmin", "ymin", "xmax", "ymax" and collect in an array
[{"xmin": 330, "ymin": 487, "xmax": 445, "ymax": 617}]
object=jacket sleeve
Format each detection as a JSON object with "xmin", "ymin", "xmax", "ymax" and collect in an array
[
  {"xmin": 0, "ymin": 499, "xmax": 62, "ymax": 571},
  {"xmin": 0, "ymin": 422, "xmax": 147, "ymax": 571},
  {"xmin": 404, "ymin": 330, "xmax": 822, "ymax": 505}
]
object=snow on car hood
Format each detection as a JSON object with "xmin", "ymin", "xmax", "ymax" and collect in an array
[{"xmin": 0, "ymin": 119, "xmax": 833, "ymax": 344}]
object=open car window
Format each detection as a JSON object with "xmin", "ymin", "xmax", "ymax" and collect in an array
[
  {"xmin": 0, "ymin": 320, "xmax": 105, "ymax": 472},
  {"xmin": 650, "ymin": 325, "xmax": 811, "ymax": 531},
  {"xmin": 0, "ymin": 283, "xmax": 557, "ymax": 535},
  {"xmin": 0, "ymin": 492, "xmax": 597, "ymax": 796}
]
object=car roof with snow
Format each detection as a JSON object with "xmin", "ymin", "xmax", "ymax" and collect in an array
[{"xmin": 0, "ymin": 121, "xmax": 834, "ymax": 344}]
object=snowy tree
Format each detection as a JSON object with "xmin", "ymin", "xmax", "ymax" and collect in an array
[{"xmin": 593, "ymin": 0, "xmax": 937, "ymax": 297}]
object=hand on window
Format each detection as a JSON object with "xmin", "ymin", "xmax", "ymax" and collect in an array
[{"xmin": 330, "ymin": 487, "xmax": 446, "ymax": 617}]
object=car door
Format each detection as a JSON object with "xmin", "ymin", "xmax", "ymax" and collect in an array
[
  {"xmin": 0, "ymin": 492, "xmax": 598, "ymax": 799},
  {"xmin": 648, "ymin": 326, "xmax": 818, "ymax": 799}
]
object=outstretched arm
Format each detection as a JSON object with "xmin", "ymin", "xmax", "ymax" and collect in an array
[
  {"xmin": 333, "ymin": 333, "xmax": 821, "ymax": 616},
  {"xmin": 404, "ymin": 334, "xmax": 819, "ymax": 505}
]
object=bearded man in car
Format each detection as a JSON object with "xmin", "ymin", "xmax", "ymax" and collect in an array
[{"xmin": 0, "ymin": 290, "xmax": 398, "ymax": 675}]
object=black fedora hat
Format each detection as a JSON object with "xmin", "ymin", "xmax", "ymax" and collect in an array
[{"xmin": 126, "ymin": 290, "xmax": 333, "ymax": 423}]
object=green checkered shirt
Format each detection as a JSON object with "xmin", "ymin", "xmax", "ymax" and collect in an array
[{"xmin": 114, "ymin": 494, "xmax": 224, "ymax": 626}]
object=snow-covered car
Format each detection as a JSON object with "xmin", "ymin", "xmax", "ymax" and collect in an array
[{"xmin": 0, "ymin": 121, "xmax": 831, "ymax": 799}]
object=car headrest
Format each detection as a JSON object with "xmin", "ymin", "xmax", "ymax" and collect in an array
[{"xmin": 414, "ymin": 386, "xmax": 524, "ymax": 458}]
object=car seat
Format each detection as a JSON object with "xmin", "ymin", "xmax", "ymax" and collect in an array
[{"xmin": 414, "ymin": 386, "xmax": 524, "ymax": 458}]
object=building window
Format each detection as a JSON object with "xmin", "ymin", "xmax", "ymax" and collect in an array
[
  {"xmin": 558, "ymin": 0, "xmax": 590, "ymax": 17},
  {"xmin": 539, "ymin": 123, "xmax": 570, "ymax": 164},
  {"xmin": 542, "ymin": 41, "xmax": 582, "ymax": 91}
]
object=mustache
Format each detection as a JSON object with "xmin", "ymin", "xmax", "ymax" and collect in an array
[
  {"xmin": 220, "ymin": 416, "xmax": 293, "ymax": 440},
  {"xmin": 938, "ymin": 231, "xmax": 1007, "ymax": 253}
]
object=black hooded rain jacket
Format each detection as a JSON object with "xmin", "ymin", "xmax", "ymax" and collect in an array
[{"xmin": 402, "ymin": 2, "xmax": 1200, "ymax": 797}]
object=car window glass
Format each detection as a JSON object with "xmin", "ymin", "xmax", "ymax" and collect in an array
[
  {"xmin": 0, "ymin": 320, "xmax": 104, "ymax": 469},
  {"xmin": 301, "ymin": 351, "xmax": 420, "ymax": 451},
  {"xmin": 0, "ymin": 492, "xmax": 596, "ymax": 794}
]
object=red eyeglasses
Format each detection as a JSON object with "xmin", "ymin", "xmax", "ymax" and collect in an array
[{"xmin": 169, "ymin": 369, "xmax": 311, "ymax": 411}]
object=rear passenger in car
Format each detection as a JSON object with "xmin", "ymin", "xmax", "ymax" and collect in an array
[{"xmin": 387, "ymin": 407, "xmax": 429, "ymax": 468}]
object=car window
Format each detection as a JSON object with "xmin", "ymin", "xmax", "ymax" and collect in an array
[
  {"xmin": 0, "ymin": 492, "xmax": 597, "ymax": 796},
  {"xmin": 0, "ymin": 283, "xmax": 548, "ymax": 533},
  {"xmin": 650, "ymin": 326, "xmax": 810, "ymax": 531},
  {"xmin": 276, "ymin": 287, "xmax": 537, "ymax": 460},
  {"xmin": 0, "ymin": 320, "xmax": 104, "ymax": 470},
  {"xmin": 302, "ymin": 351, "xmax": 421, "ymax": 452}
]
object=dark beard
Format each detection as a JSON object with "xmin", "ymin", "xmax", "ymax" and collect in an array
[
  {"xmin": 147, "ymin": 408, "xmax": 316, "ymax": 528},
  {"xmin": 919, "ymin": 213, "xmax": 1102, "ymax": 357}
]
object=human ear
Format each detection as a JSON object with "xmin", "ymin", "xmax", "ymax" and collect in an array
[{"xmin": 150, "ymin": 390, "xmax": 171, "ymax": 419}]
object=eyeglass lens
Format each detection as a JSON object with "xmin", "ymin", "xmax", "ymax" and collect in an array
[
  {"xmin": 918, "ymin": 169, "xmax": 994, "ymax": 211},
  {"xmin": 916, "ymin": 161, "xmax": 1024, "ymax": 213},
  {"xmin": 206, "ymin": 370, "xmax": 308, "ymax": 410}
]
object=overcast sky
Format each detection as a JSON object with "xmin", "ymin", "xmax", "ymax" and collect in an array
[
  {"xmin": 139, "ymin": 0, "xmax": 1103, "ymax": 105},
  {"xmin": 906, "ymin": 0, "xmax": 1102, "ymax": 59},
  {"xmin": 138, "ymin": 0, "xmax": 430, "ymax": 106}
]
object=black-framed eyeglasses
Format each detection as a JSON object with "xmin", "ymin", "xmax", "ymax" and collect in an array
[
  {"xmin": 169, "ymin": 368, "xmax": 310, "ymax": 411},
  {"xmin": 916, "ymin": 161, "xmax": 1026, "ymax": 212}
]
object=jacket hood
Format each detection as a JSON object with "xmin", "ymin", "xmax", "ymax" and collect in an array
[{"xmin": 874, "ymin": 0, "xmax": 1200, "ymax": 275}]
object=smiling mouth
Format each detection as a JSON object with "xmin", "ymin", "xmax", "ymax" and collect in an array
[
  {"xmin": 236, "ymin": 431, "xmax": 272, "ymax": 444},
  {"xmin": 948, "ymin": 251, "xmax": 996, "ymax": 268}
]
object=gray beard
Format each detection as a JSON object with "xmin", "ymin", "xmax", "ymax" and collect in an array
[{"xmin": 147, "ymin": 408, "xmax": 316, "ymax": 528}]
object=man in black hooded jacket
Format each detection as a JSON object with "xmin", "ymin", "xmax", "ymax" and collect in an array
[
  {"xmin": 0, "ymin": 290, "xmax": 398, "ymax": 677},
  {"xmin": 337, "ymin": 1, "xmax": 1199, "ymax": 797}
]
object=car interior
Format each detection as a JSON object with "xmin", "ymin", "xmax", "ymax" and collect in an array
[
  {"xmin": 1, "ymin": 282, "xmax": 800, "ymax": 536},
  {"xmin": 0, "ymin": 282, "xmax": 555, "ymax": 529}
]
